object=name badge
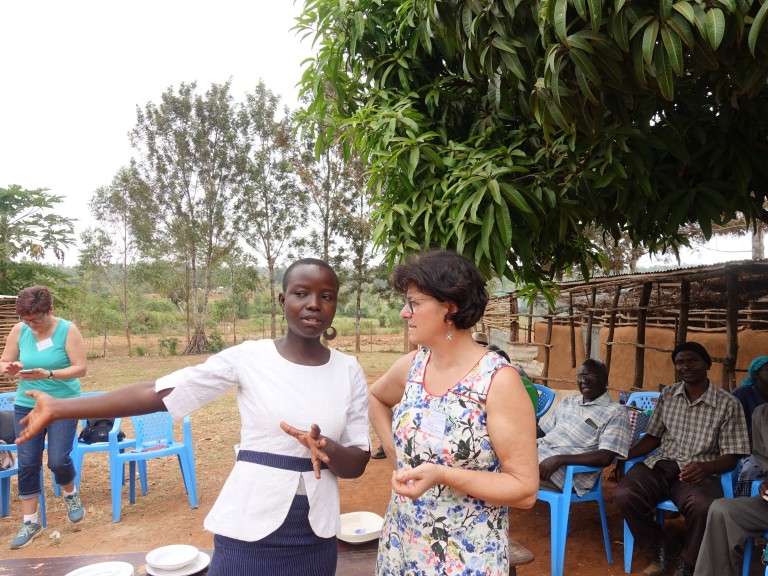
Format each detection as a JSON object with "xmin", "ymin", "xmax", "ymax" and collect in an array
[
  {"xmin": 421, "ymin": 409, "xmax": 447, "ymax": 438},
  {"xmin": 36, "ymin": 338, "xmax": 54, "ymax": 352}
]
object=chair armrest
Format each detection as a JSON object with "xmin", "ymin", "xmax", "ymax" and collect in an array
[
  {"xmin": 568, "ymin": 464, "xmax": 607, "ymax": 474},
  {"xmin": 561, "ymin": 463, "xmax": 609, "ymax": 494}
]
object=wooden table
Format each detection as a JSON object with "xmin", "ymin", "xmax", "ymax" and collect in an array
[
  {"xmin": 0, "ymin": 538, "xmax": 533, "ymax": 575},
  {"xmin": 0, "ymin": 543, "xmax": 378, "ymax": 575}
]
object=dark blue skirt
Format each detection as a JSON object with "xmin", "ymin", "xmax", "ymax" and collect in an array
[{"xmin": 208, "ymin": 494, "xmax": 337, "ymax": 576}]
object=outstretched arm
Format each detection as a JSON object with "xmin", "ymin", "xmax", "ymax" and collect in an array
[{"xmin": 17, "ymin": 382, "xmax": 171, "ymax": 443}]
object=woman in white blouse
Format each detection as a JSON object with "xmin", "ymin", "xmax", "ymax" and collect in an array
[{"xmin": 16, "ymin": 258, "xmax": 371, "ymax": 576}]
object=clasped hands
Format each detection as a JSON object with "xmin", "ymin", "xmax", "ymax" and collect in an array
[{"xmin": 280, "ymin": 422, "xmax": 331, "ymax": 479}]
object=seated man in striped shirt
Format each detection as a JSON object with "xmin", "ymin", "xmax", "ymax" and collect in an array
[{"xmin": 537, "ymin": 358, "xmax": 630, "ymax": 497}]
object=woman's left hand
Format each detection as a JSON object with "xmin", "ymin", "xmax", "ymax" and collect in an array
[
  {"xmin": 280, "ymin": 421, "xmax": 329, "ymax": 479},
  {"xmin": 391, "ymin": 463, "xmax": 442, "ymax": 500},
  {"xmin": 18, "ymin": 367, "xmax": 46, "ymax": 380}
]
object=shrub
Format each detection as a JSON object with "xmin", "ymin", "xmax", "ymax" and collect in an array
[
  {"xmin": 206, "ymin": 331, "xmax": 225, "ymax": 353},
  {"xmin": 158, "ymin": 337, "xmax": 179, "ymax": 356}
]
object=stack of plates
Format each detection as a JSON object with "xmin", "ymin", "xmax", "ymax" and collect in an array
[
  {"xmin": 337, "ymin": 511, "xmax": 384, "ymax": 544},
  {"xmin": 145, "ymin": 545, "xmax": 210, "ymax": 576},
  {"xmin": 64, "ymin": 562, "xmax": 134, "ymax": 576}
]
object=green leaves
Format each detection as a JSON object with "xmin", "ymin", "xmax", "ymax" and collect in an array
[
  {"xmin": 298, "ymin": 0, "xmax": 768, "ymax": 290},
  {"xmin": 749, "ymin": 1, "xmax": 768, "ymax": 56},
  {"xmin": 705, "ymin": 7, "xmax": 726, "ymax": 49}
]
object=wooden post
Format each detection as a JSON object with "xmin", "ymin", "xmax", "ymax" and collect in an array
[
  {"xmin": 569, "ymin": 292, "xmax": 576, "ymax": 368},
  {"xmin": 724, "ymin": 272, "xmax": 739, "ymax": 391},
  {"xmin": 527, "ymin": 301, "xmax": 535, "ymax": 343},
  {"xmin": 676, "ymin": 280, "xmax": 690, "ymax": 346},
  {"xmin": 586, "ymin": 287, "xmax": 597, "ymax": 359},
  {"xmin": 543, "ymin": 305, "xmax": 554, "ymax": 381},
  {"xmin": 510, "ymin": 293, "xmax": 519, "ymax": 343},
  {"xmin": 605, "ymin": 284, "xmax": 621, "ymax": 374},
  {"xmin": 634, "ymin": 282, "xmax": 653, "ymax": 390}
]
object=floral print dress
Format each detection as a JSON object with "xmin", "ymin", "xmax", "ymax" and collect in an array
[{"xmin": 376, "ymin": 348, "xmax": 510, "ymax": 576}]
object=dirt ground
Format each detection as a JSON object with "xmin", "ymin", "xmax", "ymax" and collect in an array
[{"xmin": 0, "ymin": 344, "xmax": 762, "ymax": 575}]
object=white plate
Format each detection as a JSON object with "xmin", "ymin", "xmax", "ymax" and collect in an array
[
  {"xmin": 64, "ymin": 561, "xmax": 134, "ymax": 576},
  {"xmin": 337, "ymin": 511, "xmax": 384, "ymax": 544},
  {"xmin": 146, "ymin": 552, "xmax": 210, "ymax": 576},
  {"xmin": 146, "ymin": 545, "xmax": 199, "ymax": 571}
]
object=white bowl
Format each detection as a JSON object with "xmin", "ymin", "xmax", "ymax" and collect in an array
[
  {"xmin": 338, "ymin": 511, "xmax": 384, "ymax": 544},
  {"xmin": 145, "ymin": 544, "xmax": 199, "ymax": 571}
]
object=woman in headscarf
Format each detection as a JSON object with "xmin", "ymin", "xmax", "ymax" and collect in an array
[
  {"xmin": 732, "ymin": 356, "xmax": 768, "ymax": 494},
  {"xmin": 733, "ymin": 356, "xmax": 768, "ymax": 445}
]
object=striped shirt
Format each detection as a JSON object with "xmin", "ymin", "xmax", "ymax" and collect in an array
[
  {"xmin": 644, "ymin": 381, "xmax": 750, "ymax": 469},
  {"xmin": 538, "ymin": 392, "xmax": 630, "ymax": 496}
]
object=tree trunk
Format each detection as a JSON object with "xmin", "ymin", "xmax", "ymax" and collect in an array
[
  {"xmin": 355, "ymin": 285, "xmax": 362, "ymax": 353},
  {"xmin": 184, "ymin": 324, "xmax": 209, "ymax": 354},
  {"xmin": 753, "ymin": 223, "xmax": 764, "ymax": 260},
  {"xmin": 269, "ymin": 260, "xmax": 277, "ymax": 339}
]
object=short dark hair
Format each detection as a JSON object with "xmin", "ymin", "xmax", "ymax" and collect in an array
[
  {"xmin": 486, "ymin": 343, "xmax": 511, "ymax": 362},
  {"xmin": 16, "ymin": 285, "xmax": 53, "ymax": 316},
  {"xmin": 672, "ymin": 342, "xmax": 712, "ymax": 367},
  {"xmin": 579, "ymin": 358, "xmax": 608, "ymax": 383},
  {"xmin": 391, "ymin": 250, "xmax": 488, "ymax": 329},
  {"xmin": 282, "ymin": 258, "xmax": 339, "ymax": 291}
]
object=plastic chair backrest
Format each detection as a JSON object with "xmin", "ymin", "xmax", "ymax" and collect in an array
[
  {"xmin": 533, "ymin": 384, "xmax": 556, "ymax": 421},
  {"xmin": 130, "ymin": 412, "xmax": 175, "ymax": 451},
  {"xmin": 625, "ymin": 391, "xmax": 660, "ymax": 411}
]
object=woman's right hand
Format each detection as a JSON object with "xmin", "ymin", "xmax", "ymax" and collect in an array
[
  {"xmin": 16, "ymin": 390, "xmax": 56, "ymax": 443},
  {"xmin": 1, "ymin": 361, "xmax": 22, "ymax": 376}
]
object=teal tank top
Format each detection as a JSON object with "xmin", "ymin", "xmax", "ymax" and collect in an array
[{"xmin": 15, "ymin": 318, "xmax": 81, "ymax": 408}]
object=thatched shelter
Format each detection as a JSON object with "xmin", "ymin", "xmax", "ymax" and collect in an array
[{"xmin": 482, "ymin": 261, "xmax": 768, "ymax": 393}]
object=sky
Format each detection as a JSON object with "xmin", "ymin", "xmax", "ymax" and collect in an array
[
  {"xmin": 0, "ymin": 1, "xmax": 755, "ymax": 269},
  {"xmin": 0, "ymin": 1, "xmax": 312, "ymax": 264}
]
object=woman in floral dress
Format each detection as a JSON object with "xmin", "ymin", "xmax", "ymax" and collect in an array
[{"xmin": 369, "ymin": 250, "xmax": 539, "ymax": 576}]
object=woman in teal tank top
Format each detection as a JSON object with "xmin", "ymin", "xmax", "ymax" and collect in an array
[{"xmin": 0, "ymin": 285, "xmax": 87, "ymax": 549}]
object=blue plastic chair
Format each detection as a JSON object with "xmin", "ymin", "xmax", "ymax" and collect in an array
[
  {"xmin": 622, "ymin": 455, "xmax": 735, "ymax": 573},
  {"xmin": 537, "ymin": 464, "xmax": 613, "ymax": 576},
  {"xmin": 741, "ymin": 479, "xmax": 768, "ymax": 576},
  {"xmin": 109, "ymin": 411, "xmax": 197, "ymax": 522},
  {"xmin": 534, "ymin": 384, "xmax": 556, "ymax": 421},
  {"xmin": 625, "ymin": 391, "xmax": 660, "ymax": 411},
  {"xmin": 0, "ymin": 392, "xmax": 47, "ymax": 527},
  {"xmin": 52, "ymin": 392, "xmax": 136, "ymax": 497}
]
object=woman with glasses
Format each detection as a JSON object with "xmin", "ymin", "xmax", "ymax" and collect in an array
[
  {"xmin": 369, "ymin": 250, "xmax": 538, "ymax": 575},
  {"xmin": 0, "ymin": 285, "xmax": 87, "ymax": 549}
]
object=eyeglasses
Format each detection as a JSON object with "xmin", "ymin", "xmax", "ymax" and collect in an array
[
  {"xmin": 404, "ymin": 296, "xmax": 431, "ymax": 314},
  {"xmin": 19, "ymin": 313, "xmax": 47, "ymax": 325}
]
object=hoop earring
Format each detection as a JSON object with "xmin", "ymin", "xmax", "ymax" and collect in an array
[
  {"xmin": 324, "ymin": 326, "xmax": 337, "ymax": 341},
  {"xmin": 446, "ymin": 326, "xmax": 453, "ymax": 341}
]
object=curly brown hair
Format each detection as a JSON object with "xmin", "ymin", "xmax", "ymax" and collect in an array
[{"xmin": 392, "ymin": 250, "xmax": 488, "ymax": 329}]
